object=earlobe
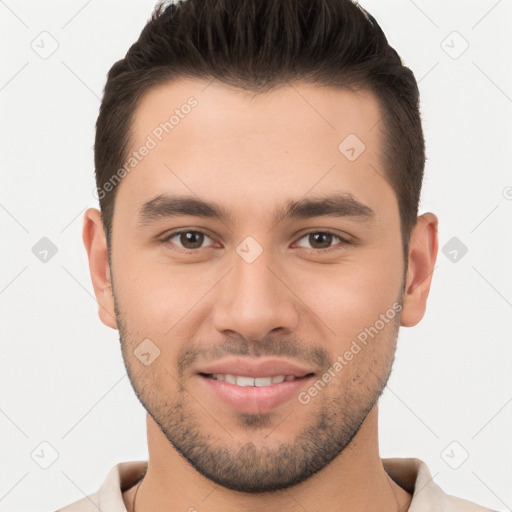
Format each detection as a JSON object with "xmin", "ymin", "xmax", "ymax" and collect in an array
[
  {"xmin": 400, "ymin": 213, "xmax": 439, "ymax": 327},
  {"xmin": 82, "ymin": 208, "xmax": 118, "ymax": 330}
]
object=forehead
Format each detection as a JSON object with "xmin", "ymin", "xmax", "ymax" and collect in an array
[
  {"xmin": 130, "ymin": 78, "xmax": 383, "ymax": 153},
  {"xmin": 117, "ymin": 77, "xmax": 395, "ymax": 226}
]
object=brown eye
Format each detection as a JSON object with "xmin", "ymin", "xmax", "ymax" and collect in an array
[
  {"xmin": 307, "ymin": 233, "xmax": 335, "ymax": 249},
  {"xmin": 164, "ymin": 230, "xmax": 214, "ymax": 251},
  {"xmin": 295, "ymin": 231, "xmax": 349, "ymax": 252}
]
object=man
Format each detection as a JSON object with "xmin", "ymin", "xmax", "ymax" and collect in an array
[{"xmin": 58, "ymin": 0, "xmax": 496, "ymax": 510}]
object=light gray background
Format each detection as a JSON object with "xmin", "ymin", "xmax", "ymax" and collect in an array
[{"xmin": 1, "ymin": 0, "xmax": 511, "ymax": 510}]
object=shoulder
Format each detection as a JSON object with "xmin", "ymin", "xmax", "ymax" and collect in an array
[
  {"xmin": 382, "ymin": 457, "xmax": 498, "ymax": 512},
  {"xmin": 443, "ymin": 493, "xmax": 499, "ymax": 512},
  {"xmin": 54, "ymin": 492, "xmax": 100, "ymax": 512},
  {"xmin": 53, "ymin": 460, "xmax": 147, "ymax": 512}
]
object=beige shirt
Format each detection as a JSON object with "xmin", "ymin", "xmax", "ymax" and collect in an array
[{"xmin": 55, "ymin": 458, "xmax": 497, "ymax": 512}]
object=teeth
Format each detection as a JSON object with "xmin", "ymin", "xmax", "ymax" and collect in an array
[
  {"xmin": 237, "ymin": 376, "xmax": 255, "ymax": 387},
  {"xmin": 254, "ymin": 377, "xmax": 272, "ymax": 386},
  {"xmin": 224, "ymin": 374, "xmax": 236, "ymax": 384},
  {"xmin": 210, "ymin": 374, "xmax": 295, "ymax": 386}
]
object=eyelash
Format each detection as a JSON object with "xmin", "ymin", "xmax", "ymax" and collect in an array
[{"xmin": 160, "ymin": 229, "xmax": 352, "ymax": 255}]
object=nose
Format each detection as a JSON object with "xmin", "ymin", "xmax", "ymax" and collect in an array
[{"xmin": 212, "ymin": 245, "xmax": 300, "ymax": 342}]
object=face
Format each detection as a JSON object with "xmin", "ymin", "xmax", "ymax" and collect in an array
[{"xmin": 106, "ymin": 78, "xmax": 407, "ymax": 491}]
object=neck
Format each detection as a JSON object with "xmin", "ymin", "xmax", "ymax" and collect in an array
[{"xmin": 126, "ymin": 404, "xmax": 412, "ymax": 512}]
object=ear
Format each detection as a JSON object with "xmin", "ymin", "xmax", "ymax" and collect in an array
[
  {"xmin": 400, "ymin": 212, "xmax": 439, "ymax": 327},
  {"xmin": 82, "ymin": 208, "xmax": 118, "ymax": 330}
]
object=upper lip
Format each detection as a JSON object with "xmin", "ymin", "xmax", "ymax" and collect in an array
[{"xmin": 196, "ymin": 357, "xmax": 316, "ymax": 378}]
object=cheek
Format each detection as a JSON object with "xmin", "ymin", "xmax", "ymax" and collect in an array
[
  {"xmin": 289, "ymin": 248, "xmax": 402, "ymax": 343},
  {"xmin": 113, "ymin": 252, "xmax": 219, "ymax": 339}
]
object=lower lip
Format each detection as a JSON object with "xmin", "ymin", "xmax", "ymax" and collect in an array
[{"xmin": 198, "ymin": 374, "xmax": 314, "ymax": 414}]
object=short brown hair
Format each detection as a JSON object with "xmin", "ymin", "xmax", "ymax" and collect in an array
[{"xmin": 95, "ymin": 0, "xmax": 425, "ymax": 264}]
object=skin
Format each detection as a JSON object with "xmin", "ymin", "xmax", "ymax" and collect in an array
[{"xmin": 83, "ymin": 78, "xmax": 438, "ymax": 511}]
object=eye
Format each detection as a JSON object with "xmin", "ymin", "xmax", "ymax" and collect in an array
[
  {"xmin": 161, "ymin": 229, "xmax": 351, "ymax": 254},
  {"xmin": 162, "ymin": 230, "xmax": 216, "ymax": 252},
  {"xmin": 294, "ymin": 231, "xmax": 350, "ymax": 252}
]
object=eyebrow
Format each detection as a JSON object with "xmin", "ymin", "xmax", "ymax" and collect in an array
[{"xmin": 137, "ymin": 193, "xmax": 376, "ymax": 227}]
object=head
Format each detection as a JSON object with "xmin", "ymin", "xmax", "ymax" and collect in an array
[{"xmin": 84, "ymin": 0, "xmax": 438, "ymax": 493}]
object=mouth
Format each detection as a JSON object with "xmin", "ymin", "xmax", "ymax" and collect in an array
[
  {"xmin": 195, "ymin": 359, "xmax": 317, "ymax": 414},
  {"xmin": 200, "ymin": 373, "xmax": 313, "ymax": 387}
]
